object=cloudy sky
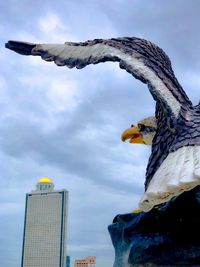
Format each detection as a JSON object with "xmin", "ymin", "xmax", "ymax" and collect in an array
[{"xmin": 1, "ymin": 1, "xmax": 200, "ymax": 266}]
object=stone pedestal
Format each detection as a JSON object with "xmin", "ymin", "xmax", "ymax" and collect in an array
[{"xmin": 108, "ymin": 187, "xmax": 200, "ymax": 267}]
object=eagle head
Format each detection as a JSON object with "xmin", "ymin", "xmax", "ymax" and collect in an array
[{"xmin": 121, "ymin": 117, "xmax": 157, "ymax": 145}]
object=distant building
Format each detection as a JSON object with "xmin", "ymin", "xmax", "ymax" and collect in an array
[
  {"xmin": 75, "ymin": 256, "xmax": 96, "ymax": 267},
  {"xmin": 66, "ymin": 255, "xmax": 70, "ymax": 267},
  {"xmin": 21, "ymin": 177, "xmax": 68, "ymax": 267}
]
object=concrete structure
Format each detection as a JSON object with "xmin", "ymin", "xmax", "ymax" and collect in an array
[
  {"xmin": 75, "ymin": 256, "xmax": 96, "ymax": 267},
  {"xmin": 21, "ymin": 177, "xmax": 68, "ymax": 267}
]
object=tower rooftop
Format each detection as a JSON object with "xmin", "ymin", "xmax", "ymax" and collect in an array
[{"xmin": 36, "ymin": 177, "xmax": 54, "ymax": 191}]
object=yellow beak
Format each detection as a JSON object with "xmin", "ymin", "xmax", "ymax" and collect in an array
[{"xmin": 121, "ymin": 125, "xmax": 145, "ymax": 144}]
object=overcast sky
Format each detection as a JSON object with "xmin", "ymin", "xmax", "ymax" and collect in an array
[{"xmin": 1, "ymin": 1, "xmax": 200, "ymax": 266}]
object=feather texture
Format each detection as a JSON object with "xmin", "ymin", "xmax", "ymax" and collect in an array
[
  {"xmin": 140, "ymin": 146, "xmax": 200, "ymax": 211},
  {"xmin": 5, "ymin": 38, "xmax": 192, "ymax": 118}
]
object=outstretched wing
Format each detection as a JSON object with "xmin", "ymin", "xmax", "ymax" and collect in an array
[
  {"xmin": 6, "ymin": 37, "xmax": 193, "ymax": 191},
  {"xmin": 5, "ymin": 37, "xmax": 192, "ymax": 118}
]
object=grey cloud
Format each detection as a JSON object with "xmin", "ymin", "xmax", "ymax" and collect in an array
[
  {"xmin": 0, "ymin": 215, "xmax": 23, "ymax": 267},
  {"xmin": 99, "ymin": 0, "xmax": 200, "ymax": 69},
  {"xmin": 2, "ymin": 1, "xmax": 200, "ymax": 267},
  {"xmin": 0, "ymin": 110, "xmax": 146, "ymax": 194}
]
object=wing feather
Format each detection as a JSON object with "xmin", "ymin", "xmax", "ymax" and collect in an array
[{"xmin": 5, "ymin": 37, "xmax": 192, "ymax": 118}]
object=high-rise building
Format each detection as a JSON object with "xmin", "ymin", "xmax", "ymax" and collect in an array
[{"xmin": 21, "ymin": 177, "xmax": 68, "ymax": 267}]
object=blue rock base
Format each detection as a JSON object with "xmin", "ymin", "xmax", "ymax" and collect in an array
[{"xmin": 108, "ymin": 186, "xmax": 200, "ymax": 267}]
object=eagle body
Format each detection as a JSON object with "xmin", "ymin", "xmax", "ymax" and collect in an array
[
  {"xmin": 5, "ymin": 37, "xmax": 200, "ymax": 211},
  {"xmin": 141, "ymin": 145, "xmax": 200, "ymax": 210}
]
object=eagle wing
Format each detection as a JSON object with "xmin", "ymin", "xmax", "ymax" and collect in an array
[
  {"xmin": 6, "ymin": 37, "xmax": 192, "ymax": 119},
  {"xmin": 6, "ymin": 37, "xmax": 194, "ymax": 206}
]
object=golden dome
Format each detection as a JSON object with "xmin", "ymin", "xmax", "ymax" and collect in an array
[{"xmin": 38, "ymin": 177, "xmax": 53, "ymax": 183}]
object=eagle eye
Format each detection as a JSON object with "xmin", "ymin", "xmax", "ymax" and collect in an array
[{"xmin": 138, "ymin": 124, "xmax": 145, "ymax": 131}]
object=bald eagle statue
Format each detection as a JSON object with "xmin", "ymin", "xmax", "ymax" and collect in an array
[{"xmin": 5, "ymin": 37, "xmax": 200, "ymax": 212}]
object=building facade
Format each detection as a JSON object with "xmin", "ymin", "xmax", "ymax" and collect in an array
[
  {"xmin": 21, "ymin": 177, "xmax": 68, "ymax": 267},
  {"xmin": 75, "ymin": 256, "xmax": 96, "ymax": 267}
]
